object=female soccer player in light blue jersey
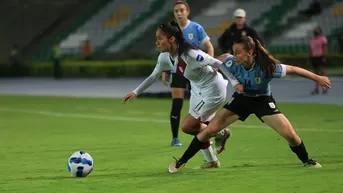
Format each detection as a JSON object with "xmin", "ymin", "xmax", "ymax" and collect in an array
[
  {"xmin": 161, "ymin": 1, "xmax": 216, "ymax": 148},
  {"xmin": 169, "ymin": 36, "xmax": 331, "ymax": 173}
]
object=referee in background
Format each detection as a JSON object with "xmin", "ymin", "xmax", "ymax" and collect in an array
[{"xmin": 218, "ymin": 8, "xmax": 264, "ymax": 54}]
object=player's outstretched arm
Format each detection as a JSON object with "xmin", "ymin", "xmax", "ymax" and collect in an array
[
  {"xmin": 285, "ymin": 65, "xmax": 331, "ymax": 89},
  {"xmin": 122, "ymin": 68, "xmax": 162, "ymax": 104}
]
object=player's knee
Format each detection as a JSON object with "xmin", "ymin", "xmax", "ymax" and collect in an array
[
  {"xmin": 181, "ymin": 122, "xmax": 190, "ymax": 134},
  {"xmin": 180, "ymin": 120, "xmax": 191, "ymax": 134},
  {"xmin": 181, "ymin": 121, "xmax": 200, "ymax": 135}
]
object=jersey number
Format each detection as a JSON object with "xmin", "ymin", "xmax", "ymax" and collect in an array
[
  {"xmin": 176, "ymin": 58, "xmax": 187, "ymax": 75},
  {"xmin": 244, "ymin": 79, "xmax": 252, "ymax": 88},
  {"xmin": 195, "ymin": 100, "xmax": 205, "ymax": 111}
]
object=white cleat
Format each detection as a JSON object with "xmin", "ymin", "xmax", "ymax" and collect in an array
[
  {"xmin": 304, "ymin": 158, "xmax": 322, "ymax": 168},
  {"xmin": 214, "ymin": 128, "xmax": 231, "ymax": 154},
  {"xmin": 168, "ymin": 158, "xmax": 186, "ymax": 173}
]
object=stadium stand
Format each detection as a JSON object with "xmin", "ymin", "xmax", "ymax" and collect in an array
[
  {"xmin": 270, "ymin": 1, "xmax": 343, "ymax": 53},
  {"xmin": 0, "ymin": 0, "xmax": 97, "ymax": 63},
  {"xmin": 60, "ymin": 0, "xmax": 162, "ymax": 55},
  {"xmin": 123, "ymin": 0, "xmax": 222, "ymax": 55},
  {"xmin": 122, "ymin": 0, "xmax": 284, "ymax": 54},
  {"xmin": 25, "ymin": 0, "xmax": 343, "ymax": 61},
  {"xmin": 31, "ymin": 0, "xmax": 111, "ymax": 61},
  {"xmin": 106, "ymin": 0, "xmax": 171, "ymax": 53}
]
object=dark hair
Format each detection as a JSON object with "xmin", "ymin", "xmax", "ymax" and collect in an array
[
  {"xmin": 234, "ymin": 36, "xmax": 279, "ymax": 77},
  {"xmin": 174, "ymin": 0, "xmax": 190, "ymax": 10},
  {"xmin": 313, "ymin": 26, "xmax": 322, "ymax": 36},
  {"xmin": 158, "ymin": 20, "xmax": 197, "ymax": 55}
]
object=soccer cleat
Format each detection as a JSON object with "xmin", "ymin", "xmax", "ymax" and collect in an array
[
  {"xmin": 171, "ymin": 138, "xmax": 182, "ymax": 147},
  {"xmin": 200, "ymin": 160, "xmax": 221, "ymax": 169},
  {"xmin": 215, "ymin": 128, "xmax": 231, "ymax": 154},
  {"xmin": 168, "ymin": 157, "xmax": 186, "ymax": 173},
  {"xmin": 304, "ymin": 158, "xmax": 322, "ymax": 168}
]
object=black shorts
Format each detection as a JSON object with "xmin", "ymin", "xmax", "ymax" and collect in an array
[
  {"xmin": 311, "ymin": 56, "xmax": 326, "ymax": 69},
  {"xmin": 223, "ymin": 93, "xmax": 281, "ymax": 122},
  {"xmin": 170, "ymin": 73, "xmax": 190, "ymax": 89}
]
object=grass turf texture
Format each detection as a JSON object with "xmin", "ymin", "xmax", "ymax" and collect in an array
[{"xmin": 0, "ymin": 95, "xmax": 342, "ymax": 193}]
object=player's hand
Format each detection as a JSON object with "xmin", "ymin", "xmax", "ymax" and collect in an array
[
  {"xmin": 122, "ymin": 92, "xmax": 137, "ymax": 104},
  {"xmin": 234, "ymin": 84, "xmax": 244, "ymax": 92},
  {"xmin": 317, "ymin": 76, "xmax": 331, "ymax": 89},
  {"xmin": 161, "ymin": 71, "xmax": 169, "ymax": 86}
]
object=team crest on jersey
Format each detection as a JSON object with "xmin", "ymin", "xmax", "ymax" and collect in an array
[
  {"xmin": 188, "ymin": 33, "xmax": 193, "ymax": 40},
  {"xmin": 242, "ymin": 30, "xmax": 247, "ymax": 36},
  {"xmin": 225, "ymin": 60, "xmax": 233, "ymax": 67},
  {"xmin": 269, "ymin": 102, "xmax": 276, "ymax": 109},
  {"xmin": 255, "ymin": 77, "xmax": 261, "ymax": 84},
  {"xmin": 196, "ymin": 54, "xmax": 204, "ymax": 62}
]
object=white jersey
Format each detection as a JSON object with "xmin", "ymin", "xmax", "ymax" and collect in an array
[
  {"xmin": 133, "ymin": 49, "xmax": 239, "ymax": 96},
  {"xmin": 131, "ymin": 49, "xmax": 239, "ymax": 121}
]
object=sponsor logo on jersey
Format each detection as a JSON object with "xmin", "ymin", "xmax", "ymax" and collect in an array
[
  {"xmin": 196, "ymin": 54, "xmax": 204, "ymax": 62},
  {"xmin": 225, "ymin": 60, "xmax": 233, "ymax": 67}
]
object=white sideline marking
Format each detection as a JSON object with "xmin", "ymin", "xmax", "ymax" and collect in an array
[{"xmin": 0, "ymin": 108, "xmax": 342, "ymax": 133}]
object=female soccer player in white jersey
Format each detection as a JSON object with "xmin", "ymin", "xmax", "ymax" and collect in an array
[
  {"xmin": 122, "ymin": 21, "xmax": 243, "ymax": 169},
  {"xmin": 161, "ymin": 1, "xmax": 215, "ymax": 148},
  {"xmin": 169, "ymin": 36, "xmax": 331, "ymax": 173}
]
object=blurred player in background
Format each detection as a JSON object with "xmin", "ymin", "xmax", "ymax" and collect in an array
[
  {"xmin": 123, "ymin": 21, "xmax": 242, "ymax": 169},
  {"xmin": 161, "ymin": 1, "xmax": 215, "ymax": 147},
  {"xmin": 169, "ymin": 36, "xmax": 331, "ymax": 173},
  {"xmin": 310, "ymin": 26, "xmax": 328, "ymax": 94},
  {"xmin": 218, "ymin": 8, "xmax": 263, "ymax": 54}
]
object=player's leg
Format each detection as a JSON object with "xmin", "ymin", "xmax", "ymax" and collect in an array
[
  {"xmin": 169, "ymin": 108, "xmax": 239, "ymax": 173},
  {"xmin": 169, "ymin": 73, "xmax": 186, "ymax": 146},
  {"xmin": 180, "ymin": 114, "xmax": 219, "ymax": 168},
  {"xmin": 168, "ymin": 94, "xmax": 250, "ymax": 173},
  {"xmin": 255, "ymin": 96, "xmax": 321, "ymax": 168},
  {"xmin": 262, "ymin": 114, "xmax": 321, "ymax": 168},
  {"xmin": 181, "ymin": 97, "xmax": 221, "ymax": 169}
]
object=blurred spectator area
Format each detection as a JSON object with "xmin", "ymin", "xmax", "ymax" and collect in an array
[
  {"xmin": 0, "ymin": 0, "xmax": 97, "ymax": 64},
  {"xmin": 2, "ymin": 0, "xmax": 342, "ymax": 63}
]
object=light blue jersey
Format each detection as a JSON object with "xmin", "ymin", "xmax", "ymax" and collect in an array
[
  {"xmin": 171, "ymin": 20, "xmax": 210, "ymax": 73},
  {"xmin": 182, "ymin": 20, "xmax": 210, "ymax": 47},
  {"xmin": 223, "ymin": 55, "xmax": 287, "ymax": 97}
]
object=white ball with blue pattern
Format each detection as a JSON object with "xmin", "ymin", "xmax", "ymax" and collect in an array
[{"xmin": 68, "ymin": 151, "xmax": 94, "ymax": 177}]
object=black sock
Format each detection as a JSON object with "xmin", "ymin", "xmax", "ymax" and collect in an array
[
  {"xmin": 170, "ymin": 98, "xmax": 183, "ymax": 138},
  {"xmin": 290, "ymin": 140, "xmax": 309, "ymax": 163},
  {"xmin": 178, "ymin": 136, "xmax": 206, "ymax": 165}
]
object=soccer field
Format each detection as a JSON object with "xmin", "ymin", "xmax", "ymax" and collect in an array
[{"xmin": 1, "ymin": 96, "xmax": 343, "ymax": 193}]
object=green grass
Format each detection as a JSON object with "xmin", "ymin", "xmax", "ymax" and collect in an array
[{"xmin": 0, "ymin": 95, "xmax": 343, "ymax": 193}]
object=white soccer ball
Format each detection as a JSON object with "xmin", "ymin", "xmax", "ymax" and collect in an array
[{"xmin": 67, "ymin": 151, "xmax": 94, "ymax": 177}]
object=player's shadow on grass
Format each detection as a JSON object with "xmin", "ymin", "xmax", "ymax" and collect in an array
[
  {"xmin": 3, "ymin": 175, "xmax": 76, "ymax": 182},
  {"xmin": 229, "ymin": 159, "xmax": 343, "ymax": 169},
  {"xmin": 6, "ymin": 160, "xmax": 342, "ymax": 182}
]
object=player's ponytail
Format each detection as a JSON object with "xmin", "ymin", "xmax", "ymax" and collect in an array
[
  {"xmin": 252, "ymin": 38, "xmax": 279, "ymax": 77},
  {"xmin": 236, "ymin": 36, "xmax": 279, "ymax": 77},
  {"xmin": 158, "ymin": 21, "xmax": 198, "ymax": 56}
]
